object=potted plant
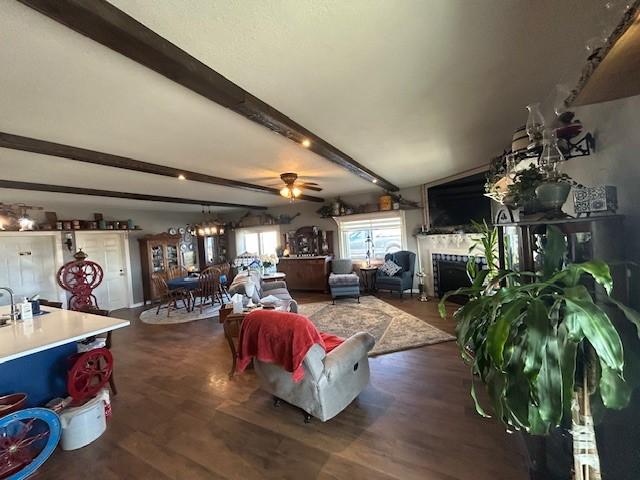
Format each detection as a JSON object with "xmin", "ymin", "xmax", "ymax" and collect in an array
[
  {"xmin": 506, "ymin": 164, "xmax": 545, "ymax": 213},
  {"xmin": 439, "ymin": 223, "xmax": 640, "ymax": 479}
]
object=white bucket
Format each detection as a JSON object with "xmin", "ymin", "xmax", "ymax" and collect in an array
[{"xmin": 59, "ymin": 395, "xmax": 107, "ymax": 450}]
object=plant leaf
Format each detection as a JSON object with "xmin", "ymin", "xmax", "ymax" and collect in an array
[
  {"xmin": 564, "ymin": 286, "xmax": 624, "ymax": 372},
  {"xmin": 599, "ymin": 364, "xmax": 631, "ymax": 409},
  {"xmin": 470, "ymin": 374, "xmax": 491, "ymax": 418},
  {"xmin": 561, "ymin": 261, "xmax": 613, "ymax": 295},
  {"xmin": 523, "ymin": 299, "xmax": 549, "ymax": 378},
  {"xmin": 543, "ymin": 226, "xmax": 567, "ymax": 279},
  {"xmin": 536, "ymin": 336, "xmax": 563, "ymax": 427},
  {"xmin": 558, "ymin": 323, "xmax": 578, "ymax": 422},
  {"xmin": 608, "ymin": 297, "xmax": 640, "ymax": 339},
  {"xmin": 487, "ymin": 299, "xmax": 527, "ymax": 367}
]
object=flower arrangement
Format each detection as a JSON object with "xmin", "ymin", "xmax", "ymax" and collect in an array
[{"xmin": 259, "ymin": 253, "xmax": 279, "ymax": 268}]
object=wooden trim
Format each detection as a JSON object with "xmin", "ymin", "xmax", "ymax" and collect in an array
[
  {"xmin": 0, "ymin": 179, "xmax": 267, "ymax": 210},
  {"xmin": 18, "ymin": 0, "xmax": 399, "ymax": 192},
  {"xmin": 0, "ymin": 132, "xmax": 323, "ymax": 203}
]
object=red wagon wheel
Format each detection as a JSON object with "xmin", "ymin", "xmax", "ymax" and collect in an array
[{"xmin": 67, "ymin": 348, "xmax": 113, "ymax": 402}]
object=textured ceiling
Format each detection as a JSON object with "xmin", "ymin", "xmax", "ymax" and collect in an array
[{"xmin": 0, "ymin": 0, "xmax": 611, "ymax": 212}]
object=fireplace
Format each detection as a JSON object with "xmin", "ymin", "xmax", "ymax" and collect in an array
[{"xmin": 432, "ymin": 253, "xmax": 486, "ymax": 304}]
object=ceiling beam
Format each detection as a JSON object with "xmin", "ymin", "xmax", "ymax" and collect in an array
[
  {"xmin": 0, "ymin": 179, "xmax": 268, "ymax": 210},
  {"xmin": 0, "ymin": 132, "xmax": 324, "ymax": 203},
  {"xmin": 18, "ymin": 0, "xmax": 399, "ymax": 193}
]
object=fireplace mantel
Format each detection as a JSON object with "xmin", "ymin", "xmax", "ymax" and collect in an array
[{"xmin": 415, "ymin": 233, "xmax": 484, "ymax": 297}]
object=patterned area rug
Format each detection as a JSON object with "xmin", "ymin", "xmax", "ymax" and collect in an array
[
  {"xmin": 298, "ymin": 296, "xmax": 454, "ymax": 356},
  {"xmin": 139, "ymin": 304, "xmax": 220, "ymax": 325}
]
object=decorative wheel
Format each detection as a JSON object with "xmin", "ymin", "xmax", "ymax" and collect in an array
[
  {"xmin": 0, "ymin": 408, "xmax": 61, "ymax": 480},
  {"xmin": 67, "ymin": 348, "xmax": 113, "ymax": 402}
]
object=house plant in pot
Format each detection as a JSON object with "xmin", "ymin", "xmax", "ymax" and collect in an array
[
  {"xmin": 535, "ymin": 130, "xmax": 580, "ymax": 215},
  {"xmin": 439, "ymin": 224, "xmax": 640, "ymax": 479}
]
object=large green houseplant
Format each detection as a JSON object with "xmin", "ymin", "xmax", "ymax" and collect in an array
[{"xmin": 439, "ymin": 223, "xmax": 640, "ymax": 478}]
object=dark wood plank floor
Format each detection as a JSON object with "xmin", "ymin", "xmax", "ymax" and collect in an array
[{"xmin": 38, "ymin": 293, "xmax": 528, "ymax": 479}]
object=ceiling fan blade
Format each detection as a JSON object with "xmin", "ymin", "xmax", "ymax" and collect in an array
[
  {"xmin": 299, "ymin": 181, "xmax": 320, "ymax": 186},
  {"xmin": 299, "ymin": 184, "xmax": 323, "ymax": 192}
]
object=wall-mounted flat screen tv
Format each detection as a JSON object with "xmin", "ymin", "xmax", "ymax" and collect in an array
[{"xmin": 428, "ymin": 172, "xmax": 492, "ymax": 229}]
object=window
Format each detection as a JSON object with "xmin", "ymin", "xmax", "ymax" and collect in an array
[
  {"xmin": 335, "ymin": 212, "xmax": 406, "ymax": 263},
  {"xmin": 235, "ymin": 227, "xmax": 279, "ymax": 256}
]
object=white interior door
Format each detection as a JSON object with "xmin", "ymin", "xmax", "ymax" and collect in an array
[
  {"xmin": 75, "ymin": 233, "xmax": 129, "ymax": 310},
  {"xmin": 0, "ymin": 234, "xmax": 60, "ymax": 305}
]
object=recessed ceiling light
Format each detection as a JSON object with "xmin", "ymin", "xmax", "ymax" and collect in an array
[
  {"xmin": 301, "ymin": 139, "xmax": 311, "ymax": 148},
  {"xmin": 372, "ymin": 179, "xmax": 378, "ymax": 184},
  {"xmin": 178, "ymin": 174, "xmax": 186, "ymax": 180}
]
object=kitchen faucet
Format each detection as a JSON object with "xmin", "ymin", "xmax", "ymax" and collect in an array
[{"xmin": 0, "ymin": 287, "xmax": 17, "ymax": 321}]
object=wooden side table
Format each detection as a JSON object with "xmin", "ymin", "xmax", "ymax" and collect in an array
[{"xmin": 359, "ymin": 266, "xmax": 378, "ymax": 293}]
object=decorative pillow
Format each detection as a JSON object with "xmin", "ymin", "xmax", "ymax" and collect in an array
[{"xmin": 380, "ymin": 259, "xmax": 402, "ymax": 276}]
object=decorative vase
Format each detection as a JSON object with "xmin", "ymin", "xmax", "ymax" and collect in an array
[
  {"xmin": 526, "ymin": 103, "xmax": 545, "ymax": 143},
  {"xmin": 536, "ymin": 182, "xmax": 570, "ymax": 212}
]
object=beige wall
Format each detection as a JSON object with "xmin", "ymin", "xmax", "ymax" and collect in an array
[
  {"xmin": 226, "ymin": 185, "xmax": 424, "ymax": 262},
  {"xmin": 562, "ymin": 94, "xmax": 640, "ymax": 260}
]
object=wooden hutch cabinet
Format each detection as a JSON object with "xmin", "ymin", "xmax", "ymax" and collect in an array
[
  {"xmin": 278, "ymin": 256, "xmax": 332, "ymax": 292},
  {"xmin": 139, "ymin": 233, "xmax": 182, "ymax": 302}
]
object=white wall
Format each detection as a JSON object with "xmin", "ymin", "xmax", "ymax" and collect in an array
[
  {"xmin": 563, "ymin": 94, "xmax": 640, "ymax": 260},
  {"xmin": 0, "ymin": 202, "xmax": 206, "ymax": 304}
]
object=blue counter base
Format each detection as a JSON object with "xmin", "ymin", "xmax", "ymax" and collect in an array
[{"xmin": 0, "ymin": 343, "xmax": 76, "ymax": 407}]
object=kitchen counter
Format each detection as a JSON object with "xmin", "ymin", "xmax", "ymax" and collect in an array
[{"xmin": 0, "ymin": 305, "xmax": 129, "ymax": 364}]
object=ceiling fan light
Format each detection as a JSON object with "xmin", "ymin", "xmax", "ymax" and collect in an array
[
  {"xmin": 280, "ymin": 186, "xmax": 291, "ymax": 198},
  {"xmin": 292, "ymin": 187, "xmax": 302, "ymax": 197}
]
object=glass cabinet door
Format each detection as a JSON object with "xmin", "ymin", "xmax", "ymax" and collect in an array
[
  {"xmin": 166, "ymin": 244, "xmax": 179, "ymax": 268},
  {"xmin": 502, "ymin": 226, "xmax": 520, "ymax": 272},
  {"xmin": 151, "ymin": 244, "xmax": 165, "ymax": 272}
]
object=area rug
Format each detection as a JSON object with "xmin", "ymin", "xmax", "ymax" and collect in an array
[
  {"xmin": 298, "ymin": 296, "xmax": 454, "ymax": 356},
  {"xmin": 139, "ymin": 303, "xmax": 221, "ymax": 325}
]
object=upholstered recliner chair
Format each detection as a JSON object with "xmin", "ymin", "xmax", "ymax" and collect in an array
[
  {"xmin": 328, "ymin": 259, "xmax": 360, "ymax": 303},
  {"xmin": 375, "ymin": 250, "xmax": 416, "ymax": 297},
  {"xmin": 253, "ymin": 326, "xmax": 375, "ymax": 422}
]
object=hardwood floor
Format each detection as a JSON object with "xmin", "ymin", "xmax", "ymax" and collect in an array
[{"xmin": 38, "ymin": 293, "xmax": 528, "ymax": 479}]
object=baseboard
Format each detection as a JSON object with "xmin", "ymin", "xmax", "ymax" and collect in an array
[{"xmin": 129, "ymin": 301, "xmax": 145, "ymax": 308}]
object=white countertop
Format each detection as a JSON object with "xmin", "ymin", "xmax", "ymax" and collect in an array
[{"xmin": 0, "ymin": 306, "xmax": 130, "ymax": 364}]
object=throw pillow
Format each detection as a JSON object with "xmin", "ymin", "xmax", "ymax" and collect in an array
[{"xmin": 380, "ymin": 259, "xmax": 402, "ymax": 276}]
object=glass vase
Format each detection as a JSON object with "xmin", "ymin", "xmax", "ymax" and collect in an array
[
  {"xmin": 539, "ymin": 129, "xmax": 565, "ymax": 180},
  {"xmin": 526, "ymin": 103, "xmax": 545, "ymax": 142}
]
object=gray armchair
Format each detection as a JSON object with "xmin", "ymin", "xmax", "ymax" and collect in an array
[
  {"xmin": 328, "ymin": 259, "xmax": 360, "ymax": 303},
  {"xmin": 375, "ymin": 250, "xmax": 416, "ymax": 297},
  {"xmin": 254, "ymin": 331, "xmax": 375, "ymax": 422}
]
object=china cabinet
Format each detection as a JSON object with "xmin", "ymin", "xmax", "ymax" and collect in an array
[{"xmin": 139, "ymin": 233, "xmax": 182, "ymax": 302}]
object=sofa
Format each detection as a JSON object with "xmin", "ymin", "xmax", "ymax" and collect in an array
[
  {"xmin": 228, "ymin": 270, "xmax": 298, "ymax": 312},
  {"xmin": 252, "ymin": 316, "xmax": 375, "ymax": 422},
  {"xmin": 375, "ymin": 250, "xmax": 416, "ymax": 297}
]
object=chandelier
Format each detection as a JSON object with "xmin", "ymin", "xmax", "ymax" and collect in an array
[{"xmin": 196, "ymin": 206, "xmax": 226, "ymax": 236}]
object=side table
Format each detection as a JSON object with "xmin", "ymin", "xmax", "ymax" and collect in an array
[{"xmin": 359, "ymin": 266, "xmax": 378, "ymax": 294}]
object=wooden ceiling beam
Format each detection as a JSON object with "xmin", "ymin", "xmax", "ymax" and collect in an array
[
  {"xmin": 18, "ymin": 0, "xmax": 399, "ymax": 193},
  {"xmin": 0, "ymin": 179, "xmax": 267, "ymax": 210},
  {"xmin": 0, "ymin": 132, "xmax": 324, "ymax": 203}
]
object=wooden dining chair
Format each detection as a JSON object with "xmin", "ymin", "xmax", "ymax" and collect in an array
[
  {"xmin": 77, "ymin": 304, "xmax": 118, "ymax": 396},
  {"xmin": 165, "ymin": 265, "xmax": 188, "ymax": 281},
  {"xmin": 215, "ymin": 262, "xmax": 232, "ymax": 303},
  {"xmin": 151, "ymin": 272, "xmax": 189, "ymax": 317},
  {"xmin": 38, "ymin": 299, "xmax": 63, "ymax": 308},
  {"xmin": 193, "ymin": 271, "xmax": 219, "ymax": 313}
]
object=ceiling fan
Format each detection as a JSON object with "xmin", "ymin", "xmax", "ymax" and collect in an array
[{"xmin": 277, "ymin": 172, "xmax": 322, "ymax": 201}]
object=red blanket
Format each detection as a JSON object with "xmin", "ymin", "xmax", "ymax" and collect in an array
[{"xmin": 236, "ymin": 310, "xmax": 343, "ymax": 382}]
